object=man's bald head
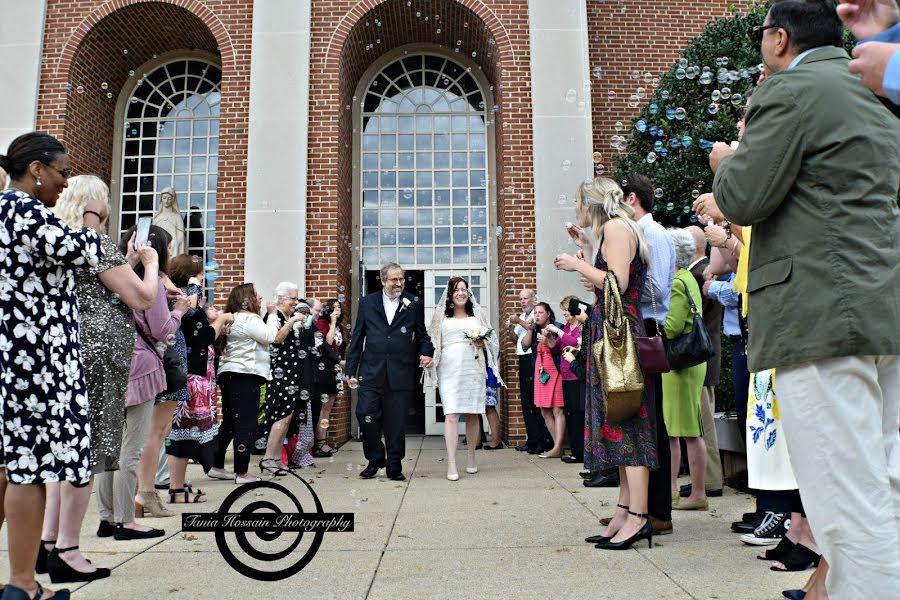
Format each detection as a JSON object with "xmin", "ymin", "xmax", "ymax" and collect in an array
[
  {"xmin": 686, "ymin": 226, "xmax": 707, "ymax": 260},
  {"xmin": 519, "ymin": 288, "xmax": 536, "ymax": 312}
]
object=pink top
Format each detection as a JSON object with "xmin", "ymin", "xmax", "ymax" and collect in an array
[
  {"xmin": 125, "ymin": 279, "xmax": 183, "ymax": 407},
  {"xmin": 555, "ymin": 322, "xmax": 582, "ymax": 381}
]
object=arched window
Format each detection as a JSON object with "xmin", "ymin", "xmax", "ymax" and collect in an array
[
  {"xmin": 117, "ymin": 58, "xmax": 221, "ymax": 277},
  {"xmin": 359, "ymin": 54, "xmax": 490, "ymax": 272}
]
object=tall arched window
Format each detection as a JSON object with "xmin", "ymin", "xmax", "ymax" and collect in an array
[
  {"xmin": 117, "ymin": 58, "xmax": 221, "ymax": 277},
  {"xmin": 360, "ymin": 54, "xmax": 490, "ymax": 273}
]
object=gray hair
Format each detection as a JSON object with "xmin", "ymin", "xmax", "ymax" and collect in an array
[
  {"xmin": 668, "ymin": 228, "xmax": 696, "ymax": 270},
  {"xmin": 380, "ymin": 262, "xmax": 404, "ymax": 281},
  {"xmin": 273, "ymin": 281, "xmax": 299, "ymax": 301}
]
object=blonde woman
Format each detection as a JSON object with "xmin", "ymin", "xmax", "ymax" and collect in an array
[
  {"xmin": 40, "ymin": 175, "xmax": 160, "ymax": 581},
  {"xmin": 554, "ymin": 177, "xmax": 658, "ymax": 551}
]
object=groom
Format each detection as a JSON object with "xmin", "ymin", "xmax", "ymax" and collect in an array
[{"xmin": 345, "ymin": 263, "xmax": 434, "ymax": 481}]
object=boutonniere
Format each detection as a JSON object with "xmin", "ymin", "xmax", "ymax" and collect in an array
[{"xmin": 399, "ymin": 297, "xmax": 412, "ymax": 312}]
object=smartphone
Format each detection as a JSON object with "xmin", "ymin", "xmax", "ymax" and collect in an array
[
  {"xmin": 134, "ymin": 216, "xmax": 152, "ymax": 250},
  {"xmin": 567, "ymin": 297, "xmax": 590, "ymax": 317}
]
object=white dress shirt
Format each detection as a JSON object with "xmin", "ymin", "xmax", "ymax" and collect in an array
[
  {"xmin": 382, "ymin": 291, "xmax": 400, "ymax": 325},
  {"xmin": 514, "ymin": 309, "xmax": 535, "ymax": 355}
]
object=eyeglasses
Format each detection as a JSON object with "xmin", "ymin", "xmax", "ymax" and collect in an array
[{"xmin": 750, "ymin": 24, "xmax": 782, "ymax": 46}]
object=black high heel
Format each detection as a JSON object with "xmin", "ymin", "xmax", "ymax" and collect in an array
[
  {"xmin": 770, "ymin": 544, "xmax": 820, "ymax": 572},
  {"xmin": 311, "ymin": 440, "xmax": 333, "ymax": 458},
  {"xmin": 259, "ymin": 458, "xmax": 287, "ymax": 477},
  {"xmin": 1, "ymin": 582, "xmax": 69, "ymax": 600},
  {"xmin": 595, "ymin": 510, "xmax": 653, "ymax": 550},
  {"xmin": 47, "ymin": 546, "xmax": 111, "ymax": 584},
  {"xmin": 585, "ymin": 504, "xmax": 629, "ymax": 544},
  {"xmin": 35, "ymin": 539, "xmax": 55, "ymax": 574}
]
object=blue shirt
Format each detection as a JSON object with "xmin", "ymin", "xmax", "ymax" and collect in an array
[
  {"xmin": 788, "ymin": 46, "xmax": 832, "ymax": 70},
  {"xmin": 707, "ymin": 273, "xmax": 740, "ymax": 337},
  {"xmin": 637, "ymin": 213, "xmax": 675, "ymax": 325},
  {"xmin": 865, "ymin": 23, "xmax": 900, "ymax": 106}
]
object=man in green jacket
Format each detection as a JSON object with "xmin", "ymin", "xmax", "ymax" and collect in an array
[{"xmin": 710, "ymin": 1, "xmax": 900, "ymax": 598}]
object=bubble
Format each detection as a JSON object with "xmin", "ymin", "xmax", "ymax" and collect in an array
[
  {"xmin": 592, "ymin": 66, "xmax": 604, "ymax": 79},
  {"xmin": 683, "ymin": 204, "xmax": 692, "ymax": 214},
  {"xmin": 300, "ymin": 390, "xmax": 310, "ymax": 401},
  {"xmin": 285, "ymin": 385, "xmax": 297, "ymax": 395},
  {"xmin": 649, "ymin": 125, "xmax": 659, "ymax": 136},
  {"xmin": 678, "ymin": 58, "xmax": 688, "ymax": 69},
  {"xmin": 646, "ymin": 152, "xmax": 657, "ymax": 164},
  {"xmin": 643, "ymin": 72, "xmax": 653, "ymax": 83},
  {"xmin": 681, "ymin": 135, "xmax": 693, "ymax": 148},
  {"xmin": 653, "ymin": 140, "xmax": 664, "ymax": 152},
  {"xmin": 155, "ymin": 342, "xmax": 167, "ymax": 353},
  {"xmin": 711, "ymin": 90, "xmax": 722, "ymax": 102},
  {"xmin": 654, "ymin": 188, "xmax": 664, "ymax": 198},
  {"xmin": 77, "ymin": 85, "xmax": 85, "ymax": 94},
  {"xmin": 730, "ymin": 93, "xmax": 743, "ymax": 106},
  {"xmin": 337, "ymin": 294, "xmax": 347, "ymax": 303},
  {"xmin": 648, "ymin": 103, "xmax": 659, "ymax": 115},
  {"xmin": 660, "ymin": 90, "xmax": 670, "ymax": 100},
  {"xmin": 106, "ymin": 92, "xmax": 112, "ymax": 99},
  {"xmin": 204, "ymin": 259, "xmax": 220, "ymax": 282},
  {"xmin": 298, "ymin": 350, "xmax": 307, "ymax": 359},
  {"xmin": 666, "ymin": 202, "xmax": 675, "ymax": 212},
  {"xmin": 110, "ymin": 293, "xmax": 121, "ymax": 305},
  {"xmin": 721, "ymin": 86, "xmax": 732, "ymax": 97},
  {"xmin": 686, "ymin": 66, "xmax": 698, "ymax": 80},
  {"xmin": 122, "ymin": 49, "xmax": 129, "ymax": 55},
  {"xmin": 493, "ymin": 104, "xmax": 500, "ymax": 113},
  {"xmin": 607, "ymin": 90, "xmax": 616, "ymax": 101},
  {"xmin": 557, "ymin": 193, "xmax": 567, "ymax": 205},
  {"xmin": 595, "ymin": 163, "xmax": 606, "ymax": 175},
  {"xmin": 318, "ymin": 363, "xmax": 325, "ymax": 371},
  {"xmin": 674, "ymin": 107, "xmax": 687, "ymax": 120},
  {"xmin": 665, "ymin": 108, "xmax": 676, "ymax": 121},
  {"xmin": 565, "ymin": 89, "xmax": 577, "ymax": 103},
  {"xmin": 614, "ymin": 121, "xmax": 623, "ymax": 131},
  {"xmin": 670, "ymin": 138, "xmax": 681, "ymax": 150},
  {"xmin": 628, "ymin": 94, "xmax": 640, "ymax": 108},
  {"xmin": 635, "ymin": 119, "xmax": 647, "ymax": 133},
  {"xmin": 130, "ymin": 97, "xmax": 137, "ymax": 104},
  {"xmin": 273, "ymin": 368, "xmax": 284, "ymax": 379},
  {"xmin": 241, "ymin": 300, "xmax": 249, "ymax": 309},
  {"xmin": 675, "ymin": 68, "xmax": 686, "ymax": 80},
  {"xmin": 635, "ymin": 87, "xmax": 646, "ymax": 99},
  {"xmin": 347, "ymin": 377, "xmax": 359, "ymax": 389},
  {"xmin": 699, "ymin": 138, "xmax": 713, "ymax": 150},
  {"xmin": 166, "ymin": 333, "xmax": 177, "ymax": 346},
  {"xmin": 561, "ymin": 159, "xmax": 571, "ymax": 172},
  {"xmin": 495, "ymin": 225, "xmax": 503, "ymax": 238},
  {"xmin": 101, "ymin": 82, "xmax": 108, "ymax": 90},
  {"xmin": 708, "ymin": 103, "xmax": 719, "ymax": 115},
  {"xmin": 699, "ymin": 72, "xmax": 713, "ymax": 85},
  {"xmin": 592, "ymin": 151, "xmax": 602, "ymax": 163}
]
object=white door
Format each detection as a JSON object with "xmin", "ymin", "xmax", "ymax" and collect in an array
[{"xmin": 424, "ymin": 269, "xmax": 490, "ymax": 435}]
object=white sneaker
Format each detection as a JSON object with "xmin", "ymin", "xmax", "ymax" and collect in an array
[{"xmin": 740, "ymin": 511, "xmax": 790, "ymax": 545}]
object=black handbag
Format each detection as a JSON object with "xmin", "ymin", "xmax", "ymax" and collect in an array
[
  {"xmin": 664, "ymin": 279, "xmax": 715, "ymax": 371},
  {"xmin": 135, "ymin": 325, "xmax": 188, "ymax": 393}
]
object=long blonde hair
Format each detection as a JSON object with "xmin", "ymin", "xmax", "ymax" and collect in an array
[
  {"xmin": 52, "ymin": 174, "xmax": 109, "ymax": 229},
  {"xmin": 575, "ymin": 176, "xmax": 649, "ymax": 264}
]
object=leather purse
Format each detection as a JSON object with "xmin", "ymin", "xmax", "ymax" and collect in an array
[
  {"xmin": 664, "ymin": 278, "xmax": 715, "ymax": 371},
  {"xmin": 635, "ymin": 276, "xmax": 671, "ymax": 374},
  {"xmin": 135, "ymin": 325, "xmax": 188, "ymax": 393},
  {"xmin": 592, "ymin": 272, "xmax": 644, "ymax": 422}
]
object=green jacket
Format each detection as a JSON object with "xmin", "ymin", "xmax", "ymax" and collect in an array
[{"xmin": 713, "ymin": 47, "xmax": 900, "ymax": 372}]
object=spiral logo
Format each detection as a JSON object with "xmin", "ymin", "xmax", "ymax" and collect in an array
[{"xmin": 182, "ymin": 471, "xmax": 354, "ymax": 581}]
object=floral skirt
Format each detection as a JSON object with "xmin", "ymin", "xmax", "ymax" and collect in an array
[{"xmin": 746, "ymin": 370, "xmax": 797, "ymax": 491}]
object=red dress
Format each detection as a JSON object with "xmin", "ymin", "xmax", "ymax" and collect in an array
[{"xmin": 534, "ymin": 343, "xmax": 564, "ymax": 408}]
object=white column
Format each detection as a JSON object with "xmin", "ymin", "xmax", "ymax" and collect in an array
[
  {"xmin": 244, "ymin": 0, "xmax": 311, "ymax": 300},
  {"xmin": 528, "ymin": 0, "xmax": 593, "ymax": 309},
  {"xmin": 0, "ymin": 0, "xmax": 47, "ymax": 151}
]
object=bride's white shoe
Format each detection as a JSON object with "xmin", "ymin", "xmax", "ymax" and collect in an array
[
  {"xmin": 466, "ymin": 466, "xmax": 478, "ymax": 474},
  {"xmin": 447, "ymin": 461, "xmax": 459, "ymax": 481}
]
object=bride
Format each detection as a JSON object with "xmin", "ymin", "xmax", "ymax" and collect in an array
[{"xmin": 427, "ymin": 277, "xmax": 503, "ymax": 481}]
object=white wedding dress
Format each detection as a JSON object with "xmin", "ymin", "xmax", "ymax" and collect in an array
[{"xmin": 437, "ymin": 316, "xmax": 486, "ymax": 415}]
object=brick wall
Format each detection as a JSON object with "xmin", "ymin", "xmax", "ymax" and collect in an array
[{"xmin": 34, "ymin": 0, "xmax": 252, "ymax": 302}]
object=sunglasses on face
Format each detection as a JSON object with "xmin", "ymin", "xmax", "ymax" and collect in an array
[{"xmin": 749, "ymin": 24, "xmax": 781, "ymax": 47}]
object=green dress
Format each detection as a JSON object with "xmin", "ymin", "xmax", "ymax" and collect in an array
[{"xmin": 662, "ymin": 269, "xmax": 707, "ymax": 437}]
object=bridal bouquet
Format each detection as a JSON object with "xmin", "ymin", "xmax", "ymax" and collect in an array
[{"xmin": 464, "ymin": 325, "xmax": 493, "ymax": 358}]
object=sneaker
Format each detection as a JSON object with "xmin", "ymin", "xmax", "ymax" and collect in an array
[{"xmin": 740, "ymin": 511, "xmax": 790, "ymax": 546}]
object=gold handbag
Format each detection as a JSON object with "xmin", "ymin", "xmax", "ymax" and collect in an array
[{"xmin": 592, "ymin": 272, "xmax": 644, "ymax": 422}]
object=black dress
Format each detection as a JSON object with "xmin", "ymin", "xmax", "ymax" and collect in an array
[{"xmin": 263, "ymin": 311, "xmax": 315, "ymax": 437}]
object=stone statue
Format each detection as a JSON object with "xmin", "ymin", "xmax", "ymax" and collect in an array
[{"xmin": 152, "ymin": 186, "xmax": 186, "ymax": 258}]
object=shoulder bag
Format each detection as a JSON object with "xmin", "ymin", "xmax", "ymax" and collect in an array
[
  {"xmin": 635, "ymin": 274, "xmax": 671, "ymax": 374},
  {"xmin": 664, "ymin": 278, "xmax": 715, "ymax": 370},
  {"xmin": 592, "ymin": 272, "xmax": 644, "ymax": 422},
  {"xmin": 135, "ymin": 324, "xmax": 188, "ymax": 393}
]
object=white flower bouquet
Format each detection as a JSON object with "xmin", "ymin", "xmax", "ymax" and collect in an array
[{"xmin": 464, "ymin": 325, "xmax": 493, "ymax": 358}]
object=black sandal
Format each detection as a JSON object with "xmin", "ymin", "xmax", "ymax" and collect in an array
[
  {"xmin": 770, "ymin": 544, "xmax": 820, "ymax": 572},
  {"xmin": 311, "ymin": 439, "xmax": 333, "ymax": 458},
  {"xmin": 168, "ymin": 488, "xmax": 206, "ymax": 504},
  {"xmin": 757, "ymin": 536, "xmax": 796, "ymax": 560},
  {"xmin": 2, "ymin": 582, "xmax": 70, "ymax": 600}
]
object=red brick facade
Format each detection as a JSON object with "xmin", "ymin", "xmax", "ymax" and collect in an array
[{"xmin": 32, "ymin": 0, "xmax": 738, "ymax": 447}]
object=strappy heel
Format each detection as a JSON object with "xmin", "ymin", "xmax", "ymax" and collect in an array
[
  {"xmin": 168, "ymin": 488, "xmax": 206, "ymax": 504},
  {"xmin": 46, "ymin": 545, "xmax": 111, "ymax": 583},
  {"xmin": 585, "ymin": 504, "xmax": 628, "ymax": 544},
  {"xmin": 259, "ymin": 458, "xmax": 287, "ymax": 478},
  {"xmin": 311, "ymin": 439, "xmax": 333, "ymax": 458},
  {"xmin": 595, "ymin": 510, "xmax": 653, "ymax": 550}
]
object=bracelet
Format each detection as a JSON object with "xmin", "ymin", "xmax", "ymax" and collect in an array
[{"xmin": 83, "ymin": 210, "xmax": 104, "ymax": 221}]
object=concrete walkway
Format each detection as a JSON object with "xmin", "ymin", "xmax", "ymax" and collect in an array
[{"xmin": 1, "ymin": 437, "xmax": 808, "ymax": 599}]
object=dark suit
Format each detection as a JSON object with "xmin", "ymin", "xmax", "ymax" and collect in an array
[{"xmin": 344, "ymin": 290, "xmax": 434, "ymax": 474}]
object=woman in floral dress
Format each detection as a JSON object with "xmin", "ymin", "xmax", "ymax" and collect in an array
[
  {"xmin": 554, "ymin": 176, "xmax": 656, "ymax": 550},
  {"xmin": 0, "ymin": 132, "xmax": 104, "ymax": 599}
]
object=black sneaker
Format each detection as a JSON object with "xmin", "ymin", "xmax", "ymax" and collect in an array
[{"xmin": 740, "ymin": 511, "xmax": 790, "ymax": 545}]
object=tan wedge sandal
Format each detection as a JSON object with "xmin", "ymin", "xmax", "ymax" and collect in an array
[{"xmin": 135, "ymin": 490, "xmax": 175, "ymax": 518}]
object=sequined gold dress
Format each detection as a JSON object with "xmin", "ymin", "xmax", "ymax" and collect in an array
[{"xmin": 78, "ymin": 234, "xmax": 135, "ymax": 473}]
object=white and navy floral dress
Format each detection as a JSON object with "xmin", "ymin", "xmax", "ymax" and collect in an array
[{"xmin": 0, "ymin": 189, "xmax": 102, "ymax": 484}]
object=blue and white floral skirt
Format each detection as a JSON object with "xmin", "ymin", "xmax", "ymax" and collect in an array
[{"xmin": 746, "ymin": 369, "xmax": 798, "ymax": 491}]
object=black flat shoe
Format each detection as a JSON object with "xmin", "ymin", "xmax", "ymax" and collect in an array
[
  {"xmin": 560, "ymin": 455, "xmax": 580, "ymax": 464},
  {"xmin": 1, "ymin": 583, "xmax": 69, "ymax": 600},
  {"xmin": 679, "ymin": 483, "xmax": 724, "ymax": 497},
  {"xmin": 526, "ymin": 447, "xmax": 543, "ymax": 455},
  {"xmin": 782, "ymin": 590, "xmax": 806, "ymax": 600},
  {"xmin": 584, "ymin": 472, "xmax": 620, "ymax": 487},
  {"xmin": 515, "ymin": 444, "xmax": 529, "ymax": 452},
  {"xmin": 595, "ymin": 511, "xmax": 653, "ymax": 550},
  {"xmin": 113, "ymin": 524, "xmax": 165, "ymax": 540},
  {"xmin": 359, "ymin": 461, "xmax": 385, "ymax": 479},
  {"xmin": 35, "ymin": 539, "xmax": 54, "ymax": 574},
  {"xmin": 97, "ymin": 520, "xmax": 115, "ymax": 538},
  {"xmin": 387, "ymin": 472, "xmax": 405, "ymax": 481},
  {"xmin": 482, "ymin": 442, "xmax": 504, "ymax": 450},
  {"xmin": 579, "ymin": 470, "xmax": 594, "ymax": 479},
  {"xmin": 47, "ymin": 546, "xmax": 111, "ymax": 584}
]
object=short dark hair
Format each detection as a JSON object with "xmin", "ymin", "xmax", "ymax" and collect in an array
[
  {"xmin": 0, "ymin": 132, "xmax": 66, "ymax": 180},
  {"xmin": 769, "ymin": 0, "xmax": 843, "ymax": 53},
  {"xmin": 444, "ymin": 276, "xmax": 474, "ymax": 318},
  {"xmin": 620, "ymin": 173, "xmax": 654, "ymax": 214},
  {"xmin": 168, "ymin": 254, "xmax": 202, "ymax": 288},
  {"xmin": 119, "ymin": 224, "xmax": 171, "ymax": 277}
]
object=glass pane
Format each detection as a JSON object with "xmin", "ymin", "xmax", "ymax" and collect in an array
[
  {"xmin": 415, "ymin": 171, "xmax": 432, "ymax": 188},
  {"xmin": 434, "ymin": 152, "xmax": 450, "ymax": 168},
  {"xmin": 362, "ymin": 171, "xmax": 378, "ymax": 188},
  {"xmin": 415, "ymin": 116, "xmax": 432, "ymax": 133},
  {"xmin": 363, "ymin": 247, "xmax": 379, "ymax": 264},
  {"xmin": 398, "ymin": 228, "xmax": 415, "ymax": 245},
  {"xmin": 471, "ymin": 152, "xmax": 486, "ymax": 168},
  {"xmin": 380, "ymin": 191, "xmax": 397, "ymax": 206},
  {"xmin": 471, "ymin": 189, "xmax": 487, "ymax": 205},
  {"xmin": 472, "ymin": 245, "xmax": 488, "ymax": 263},
  {"xmin": 416, "ymin": 209, "xmax": 432, "ymax": 225},
  {"xmin": 398, "ymin": 209, "xmax": 415, "ymax": 226},
  {"xmin": 434, "ymin": 208, "xmax": 451, "ymax": 226},
  {"xmin": 434, "ymin": 227, "xmax": 451, "ymax": 244},
  {"xmin": 398, "ymin": 246, "xmax": 415, "ymax": 265},
  {"xmin": 415, "ymin": 135, "xmax": 432, "ymax": 151},
  {"xmin": 380, "ymin": 171, "xmax": 397, "ymax": 188},
  {"xmin": 451, "ymin": 134, "xmax": 467, "ymax": 149},
  {"xmin": 471, "ymin": 135, "xmax": 486, "ymax": 150},
  {"xmin": 379, "ymin": 154, "xmax": 396, "ymax": 169},
  {"xmin": 397, "ymin": 189, "xmax": 412, "ymax": 204},
  {"xmin": 452, "ymin": 171, "xmax": 468, "ymax": 187},
  {"xmin": 416, "ymin": 190, "xmax": 432, "ymax": 206},
  {"xmin": 471, "ymin": 207, "xmax": 487, "ymax": 224},
  {"xmin": 416, "ymin": 228, "xmax": 433, "ymax": 244},
  {"xmin": 452, "ymin": 247, "xmax": 470, "ymax": 263},
  {"xmin": 362, "ymin": 228, "xmax": 378, "ymax": 245},
  {"xmin": 434, "ymin": 171, "xmax": 450, "ymax": 187},
  {"xmin": 379, "ymin": 209, "xmax": 397, "ymax": 226},
  {"xmin": 362, "ymin": 210, "xmax": 378, "ymax": 226},
  {"xmin": 398, "ymin": 135, "xmax": 413, "ymax": 151},
  {"xmin": 452, "ymin": 208, "xmax": 468, "ymax": 225},
  {"xmin": 452, "ymin": 190, "xmax": 468, "ymax": 205},
  {"xmin": 399, "ymin": 153, "xmax": 414, "ymax": 168},
  {"xmin": 415, "ymin": 152, "xmax": 432, "ymax": 168},
  {"xmin": 471, "ymin": 227, "xmax": 487, "ymax": 244},
  {"xmin": 434, "ymin": 189, "xmax": 451, "ymax": 205},
  {"xmin": 363, "ymin": 153, "xmax": 378, "ymax": 169},
  {"xmin": 434, "ymin": 115, "xmax": 450, "ymax": 132},
  {"xmin": 417, "ymin": 247, "xmax": 434, "ymax": 264},
  {"xmin": 380, "ymin": 247, "xmax": 398, "ymax": 263},
  {"xmin": 380, "ymin": 228, "xmax": 397, "ymax": 245},
  {"xmin": 434, "ymin": 134, "xmax": 450, "ymax": 150},
  {"xmin": 398, "ymin": 117, "xmax": 414, "ymax": 133},
  {"xmin": 435, "ymin": 247, "xmax": 452, "ymax": 264},
  {"xmin": 381, "ymin": 117, "xmax": 397, "ymax": 132},
  {"xmin": 452, "ymin": 227, "xmax": 468, "ymax": 243},
  {"xmin": 451, "ymin": 116, "xmax": 468, "ymax": 131},
  {"xmin": 363, "ymin": 135, "xmax": 378, "ymax": 151},
  {"xmin": 452, "ymin": 153, "xmax": 467, "ymax": 168},
  {"xmin": 381, "ymin": 134, "xmax": 397, "ymax": 151}
]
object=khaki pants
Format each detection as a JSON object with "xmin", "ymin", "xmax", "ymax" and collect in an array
[
  {"xmin": 97, "ymin": 400, "xmax": 154, "ymax": 523},
  {"xmin": 700, "ymin": 386, "xmax": 723, "ymax": 491},
  {"xmin": 778, "ymin": 356, "xmax": 900, "ymax": 600}
]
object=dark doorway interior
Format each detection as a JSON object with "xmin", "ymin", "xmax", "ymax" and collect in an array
[{"xmin": 363, "ymin": 269, "xmax": 426, "ymax": 434}]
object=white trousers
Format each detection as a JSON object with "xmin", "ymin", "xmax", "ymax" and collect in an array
[{"xmin": 777, "ymin": 355, "xmax": 900, "ymax": 600}]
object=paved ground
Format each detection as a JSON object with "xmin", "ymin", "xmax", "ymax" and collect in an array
[{"xmin": 1, "ymin": 437, "xmax": 808, "ymax": 599}]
